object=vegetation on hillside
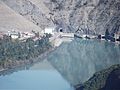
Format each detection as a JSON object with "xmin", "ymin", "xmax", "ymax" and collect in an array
[{"xmin": 75, "ymin": 64, "xmax": 120, "ymax": 90}]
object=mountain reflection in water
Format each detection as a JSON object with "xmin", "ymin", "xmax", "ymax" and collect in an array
[
  {"xmin": 47, "ymin": 39, "xmax": 120, "ymax": 85},
  {"xmin": 0, "ymin": 39, "xmax": 120, "ymax": 89},
  {"xmin": 0, "ymin": 60, "xmax": 73, "ymax": 90}
]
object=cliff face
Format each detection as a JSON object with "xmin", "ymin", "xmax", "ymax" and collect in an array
[
  {"xmin": 2, "ymin": 0, "xmax": 120, "ymax": 34},
  {"xmin": 46, "ymin": 0, "xmax": 120, "ymax": 34}
]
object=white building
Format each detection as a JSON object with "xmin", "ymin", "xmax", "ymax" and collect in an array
[
  {"xmin": 44, "ymin": 27, "xmax": 56, "ymax": 35},
  {"xmin": 11, "ymin": 34, "xmax": 19, "ymax": 39},
  {"xmin": 22, "ymin": 32, "xmax": 35, "ymax": 38},
  {"xmin": 7, "ymin": 30, "xmax": 19, "ymax": 39}
]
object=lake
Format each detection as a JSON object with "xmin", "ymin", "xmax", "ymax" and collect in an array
[
  {"xmin": 47, "ymin": 39, "xmax": 120, "ymax": 85},
  {"xmin": 0, "ymin": 60, "xmax": 74, "ymax": 90},
  {"xmin": 0, "ymin": 39, "xmax": 120, "ymax": 89}
]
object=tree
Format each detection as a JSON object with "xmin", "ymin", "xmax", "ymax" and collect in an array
[{"xmin": 105, "ymin": 29, "xmax": 110, "ymax": 40}]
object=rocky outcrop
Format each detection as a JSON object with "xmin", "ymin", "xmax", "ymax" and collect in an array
[
  {"xmin": 101, "ymin": 66, "xmax": 120, "ymax": 90},
  {"xmin": 75, "ymin": 64, "xmax": 120, "ymax": 90}
]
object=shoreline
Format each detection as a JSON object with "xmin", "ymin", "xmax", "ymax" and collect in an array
[
  {"xmin": 74, "ymin": 33, "xmax": 120, "ymax": 45},
  {"xmin": 0, "ymin": 34, "xmax": 72, "ymax": 74}
]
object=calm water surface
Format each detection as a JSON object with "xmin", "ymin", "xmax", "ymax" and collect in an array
[
  {"xmin": 0, "ymin": 39, "xmax": 120, "ymax": 89},
  {"xmin": 47, "ymin": 39, "xmax": 120, "ymax": 85},
  {"xmin": 0, "ymin": 60, "xmax": 73, "ymax": 90}
]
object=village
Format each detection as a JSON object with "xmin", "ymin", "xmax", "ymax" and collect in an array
[
  {"xmin": 0, "ymin": 26, "xmax": 120, "ymax": 48},
  {"xmin": 0, "ymin": 26, "xmax": 75, "ymax": 47}
]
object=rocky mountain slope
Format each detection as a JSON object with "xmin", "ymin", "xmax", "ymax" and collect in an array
[
  {"xmin": 46, "ymin": 0, "xmax": 120, "ymax": 34},
  {"xmin": 75, "ymin": 64, "xmax": 120, "ymax": 90},
  {"xmin": 1, "ymin": 0, "xmax": 120, "ymax": 34}
]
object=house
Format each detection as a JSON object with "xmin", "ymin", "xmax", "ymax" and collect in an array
[
  {"xmin": 11, "ymin": 33, "xmax": 19, "ymax": 39},
  {"xmin": 7, "ymin": 30, "xmax": 20, "ymax": 39},
  {"xmin": 44, "ymin": 27, "xmax": 56, "ymax": 35},
  {"xmin": 22, "ymin": 32, "xmax": 35, "ymax": 38}
]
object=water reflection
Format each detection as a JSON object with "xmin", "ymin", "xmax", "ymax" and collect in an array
[
  {"xmin": 48, "ymin": 39, "xmax": 120, "ymax": 85},
  {"xmin": 0, "ymin": 60, "xmax": 73, "ymax": 90},
  {"xmin": 0, "ymin": 64, "xmax": 32, "ymax": 76}
]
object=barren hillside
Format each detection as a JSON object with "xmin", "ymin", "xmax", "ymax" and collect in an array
[
  {"xmin": 2, "ymin": 0, "xmax": 54, "ymax": 30},
  {"xmin": 0, "ymin": 1, "xmax": 42, "ymax": 32}
]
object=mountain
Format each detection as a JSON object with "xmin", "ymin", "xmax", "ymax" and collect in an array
[
  {"xmin": 45, "ymin": 0, "xmax": 120, "ymax": 34},
  {"xmin": 0, "ymin": 1, "xmax": 42, "ymax": 32},
  {"xmin": 2, "ymin": 0, "xmax": 120, "ymax": 34}
]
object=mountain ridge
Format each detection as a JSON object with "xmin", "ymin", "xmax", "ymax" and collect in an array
[{"xmin": 1, "ymin": 0, "xmax": 120, "ymax": 34}]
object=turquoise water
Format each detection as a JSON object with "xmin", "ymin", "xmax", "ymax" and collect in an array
[
  {"xmin": 47, "ymin": 39, "xmax": 120, "ymax": 85},
  {"xmin": 0, "ymin": 39, "xmax": 120, "ymax": 89},
  {"xmin": 0, "ymin": 60, "xmax": 73, "ymax": 90}
]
